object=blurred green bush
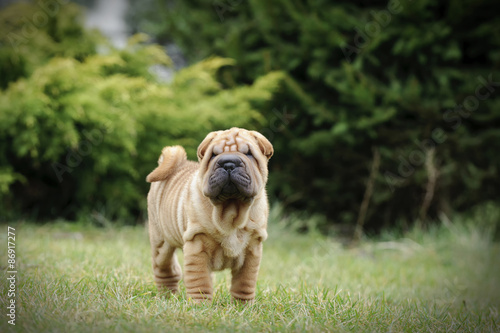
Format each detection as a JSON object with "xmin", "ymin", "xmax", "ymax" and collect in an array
[
  {"xmin": 128, "ymin": 0, "xmax": 500, "ymax": 230},
  {"xmin": 2, "ymin": 1, "xmax": 499, "ymax": 231},
  {"xmin": 0, "ymin": 3, "xmax": 284, "ymax": 221},
  {"xmin": 0, "ymin": 2, "xmax": 99, "ymax": 89}
]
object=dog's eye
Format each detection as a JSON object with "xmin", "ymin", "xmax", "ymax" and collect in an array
[
  {"xmin": 211, "ymin": 153, "xmax": 218, "ymax": 159},
  {"xmin": 245, "ymin": 150, "xmax": 253, "ymax": 157}
]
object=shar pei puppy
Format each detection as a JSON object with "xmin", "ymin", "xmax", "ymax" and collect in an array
[{"xmin": 146, "ymin": 128, "xmax": 273, "ymax": 302}]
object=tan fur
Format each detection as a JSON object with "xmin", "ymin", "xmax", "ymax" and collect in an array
[{"xmin": 146, "ymin": 128, "xmax": 273, "ymax": 302}]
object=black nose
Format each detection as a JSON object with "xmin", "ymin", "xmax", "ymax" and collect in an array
[
  {"xmin": 217, "ymin": 155, "xmax": 241, "ymax": 171},
  {"xmin": 223, "ymin": 162, "xmax": 236, "ymax": 171}
]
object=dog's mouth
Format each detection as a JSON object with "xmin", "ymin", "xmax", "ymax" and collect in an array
[
  {"xmin": 220, "ymin": 179, "xmax": 252, "ymax": 202},
  {"xmin": 204, "ymin": 155, "xmax": 254, "ymax": 203}
]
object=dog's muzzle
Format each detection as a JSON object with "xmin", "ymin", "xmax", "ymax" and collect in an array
[{"xmin": 205, "ymin": 154, "xmax": 253, "ymax": 202}]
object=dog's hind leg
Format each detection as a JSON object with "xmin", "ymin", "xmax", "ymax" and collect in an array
[{"xmin": 150, "ymin": 237, "xmax": 182, "ymax": 294}]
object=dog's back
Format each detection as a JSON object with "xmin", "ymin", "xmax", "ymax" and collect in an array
[{"xmin": 147, "ymin": 146, "xmax": 198, "ymax": 248}]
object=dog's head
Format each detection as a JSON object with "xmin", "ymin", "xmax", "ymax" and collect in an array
[{"xmin": 197, "ymin": 128, "xmax": 273, "ymax": 204}]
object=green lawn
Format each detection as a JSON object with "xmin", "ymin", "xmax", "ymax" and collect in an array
[{"xmin": 1, "ymin": 210, "xmax": 499, "ymax": 332}]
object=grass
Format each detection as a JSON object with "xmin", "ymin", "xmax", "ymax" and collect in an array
[{"xmin": 1, "ymin": 208, "xmax": 499, "ymax": 332}]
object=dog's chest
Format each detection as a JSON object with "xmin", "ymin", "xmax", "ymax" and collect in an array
[{"xmin": 211, "ymin": 229, "xmax": 251, "ymax": 271}]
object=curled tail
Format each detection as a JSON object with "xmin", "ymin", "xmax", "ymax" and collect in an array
[{"xmin": 146, "ymin": 146, "xmax": 187, "ymax": 182}]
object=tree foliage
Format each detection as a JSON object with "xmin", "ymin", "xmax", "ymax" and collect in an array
[
  {"xmin": 0, "ymin": 3, "xmax": 284, "ymax": 221},
  {"xmin": 2, "ymin": 1, "xmax": 499, "ymax": 230},
  {"xmin": 128, "ymin": 0, "xmax": 500, "ymax": 229},
  {"xmin": 0, "ymin": 2, "xmax": 100, "ymax": 89}
]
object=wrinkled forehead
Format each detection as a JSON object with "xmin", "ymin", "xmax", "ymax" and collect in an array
[{"xmin": 212, "ymin": 130, "xmax": 253, "ymax": 154}]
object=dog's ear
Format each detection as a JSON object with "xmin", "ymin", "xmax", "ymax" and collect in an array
[
  {"xmin": 146, "ymin": 146, "xmax": 187, "ymax": 182},
  {"xmin": 197, "ymin": 131, "xmax": 219, "ymax": 162},
  {"xmin": 251, "ymin": 131, "xmax": 273, "ymax": 159}
]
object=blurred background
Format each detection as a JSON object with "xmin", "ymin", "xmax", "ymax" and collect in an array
[{"xmin": 0, "ymin": 0, "xmax": 499, "ymax": 237}]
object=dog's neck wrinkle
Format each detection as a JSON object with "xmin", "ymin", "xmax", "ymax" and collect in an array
[
  {"xmin": 213, "ymin": 200, "xmax": 254, "ymax": 258},
  {"xmin": 212, "ymin": 201, "xmax": 252, "ymax": 235}
]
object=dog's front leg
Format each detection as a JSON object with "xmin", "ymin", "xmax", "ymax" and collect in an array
[
  {"xmin": 183, "ymin": 234, "xmax": 213, "ymax": 302},
  {"xmin": 230, "ymin": 240, "xmax": 262, "ymax": 302}
]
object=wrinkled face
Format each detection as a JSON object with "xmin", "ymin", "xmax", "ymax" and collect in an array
[{"xmin": 197, "ymin": 128, "xmax": 273, "ymax": 204}]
